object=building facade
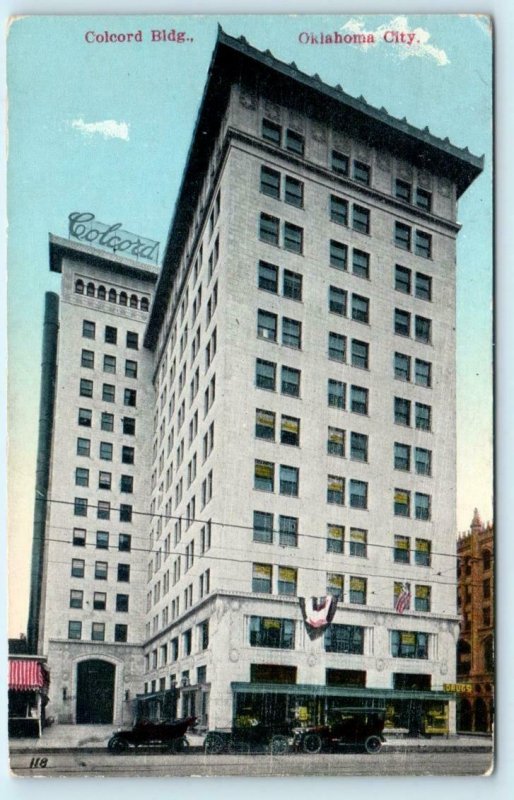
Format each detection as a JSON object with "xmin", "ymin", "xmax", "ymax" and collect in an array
[
  {"xmin": 28, "ymin": 30, "xmax": 483, "ymax": 733},
  {"xmin": 456, "ymin": 510, "xmax": 494, "ymax": 733}
]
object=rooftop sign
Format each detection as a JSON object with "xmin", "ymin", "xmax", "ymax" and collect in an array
[{"xmin": 68, "ymin": 212, "xmax": 159, "ymax": 265}]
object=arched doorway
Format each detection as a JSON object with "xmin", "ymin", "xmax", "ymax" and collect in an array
[
  {"xmin": 76, "ymin": 660, "xmax": 115, "ymax": 724},
  {"xmin": 475, "ymin": 697, "xmax": 488, "ymax": 732},
  {"xmin": 458, "ymin": 698, "xmax": 473, "ymax": 731}
]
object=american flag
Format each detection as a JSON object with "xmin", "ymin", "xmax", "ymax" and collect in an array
[{"xmin": 395, "ymin": 582, "xmax": 411, "ymax": 614}]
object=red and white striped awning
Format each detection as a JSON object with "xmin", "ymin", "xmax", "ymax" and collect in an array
[{"xmin": 8, "ymin": 660, "xmax": 48, "ymax": 691}]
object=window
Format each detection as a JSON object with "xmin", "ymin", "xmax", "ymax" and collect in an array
[
  {"xmin": 394, "ymin": 222, "xmax": 411, "ymax": 250},
  {"xmin": 95, "ymin": 561, "xmax": 108, "ymax": 580},
  {"xmin": 252, "ymin": 563, "xmax": 272, "ymax": 593},
  {"xmin": 74, "ymin": 468, "xmax": 88, "ymax": 487},
  {"xmin": 254, "ymin": 460, "xmax": 274, "ymax": 492},
  {"xmin": 281, "ymin": 366, "xmax": 300, "ymax": 397},
  {"xmin": 71, "ymin": 558, "xmax": 85, "ymax": 577},
  {"xmin": 73, "ymin": 528, "xmax": 86, "ymax": 547},
  {"xmin": 78, "ymin": 408, "xmax": 92, "ymax": 427},
  {"xmin": 279, "ymin": 465, "xmax": 299, "ymax": 496},
  {"xmin": 255, "ymin": 409, "xmax": 275, "ymax": 440},
  {"xmin": 350, "ymin": 480, "xmax": 368, "ymax": 509},
  {"xmin": 395, "ymin": 179, "xmax": 411, "ymax": 203},
  {"xmin": 123, "ymin": 417, "xmax": 136, "ymax": 435},
  {"xmin": 353, "ymin": 161, "xmax": 370, "ymax": 185},
  {"xmin": 351, "ymin": 339, "xmax": 369, "ymax": 369},
  {"xmin": 328, "ymin": 379, "xmax": 346, "ymax": 409},
  {"xmin": 415, "ymin": 448, "xmax": 432, "ymax": 476},
  {"xmin": 124, "ymin": 389, "xmax": 137, "ymax": 407},
  {"xmin": 350, "ymin": 432, "xmax": 368, "ymax": 462},
  {"xmin": 281, "ymin": 415, "xmax": 300, "ymax": 446},
  {"xmin": 70, "ymin": 590, "xmax": 83, "ymax": 609},
  {"xmin": 328, "ymin": 427, "xmax": 345, "ymax": 457},
  {"xmin": 329, "ymin": 286, "xmax": 347, "ymax": 316},
  {"xmin": 327, "ymin": 573, "xmax": 344, "ymax": 599},
  {"xmin": 391, "ymin": 630, "xmax": 429, "ymax": 659},
  {"xmin": 282, "ymin": 317, "xmax": 301, "ymax": 348},
  {"xmin": 330, "ymin": 195, "xmax": 348, "ymax": 225},
  {"xmin": 82, "ymin": 320, "xmax": 95, "ymax": 339},
  {"xmin": 394, "ymin": 489, "xmax": 411, "ymax": 517},
  {"xmin": 415, "ymin": 493, "xmax": 431, "ymax": 521},
  {"xmin": 122, "ymin": 446, "xmax": 134, "ymax": 464},
  {"xmin": 80, "ymin": 379, "xmax": 93, "ymax": 398},
  {"xmin": 279, "ymin": 515, "xmax": 298, "ymax": 547},
  {"xmin": 81, "ymin": 349, "xmax": 94, "ymax": 369},
  {"xmin": 93, "ymin": 591, "xmax": 107, "ymax": 610},
  {"xmin": 415, "ymin": 188, "xmax": 432, "ymax": 212},
  {"xmin": 116, "ymin": 593, "xmax": 129, "ymax": 612},
  {"xmin": 394, "ymin": 535, "xmax": 410, "ymax": 563},
  {"xmin": 115, "ymin": 624, "xmax": 128, "ymax": 643},
  {"xmin": 352, "ymin": 295, "xmax": 369, "ymax": 324},
  {"xmin": 394, "ymin": 309, "xmax": 411, "ymax": 337},
  {"xmin": 257, "ymin": 309, "xmax": 277, "ymax": 341},
  {"xmin": 117, "ymin": 564, "xmax": 130, "ymax": 582},
  {"xmin": 258, "ymin": 260, "xmax": 278, "ymax": 292},
  {"xmin": 415, "ymin": 585, "xmax": 431, "ymax": 612},
  {"xmin": 415, "ymin": 230, "xmax": 432, "ymax": 259},
  {"xmin": 74, "ymin": 497, "xmax": 87, "ymax": 517},
  {"xmin": 283, "ymin": 270, "xmax": 302, "ymax": 300},
  {"xmin": 120, "ymin": 504, "xmax": 132, "ymax": 523},
  {"xmin": 352, "ymin": 249, "xmax": 370, "ymax": 279},
  {"xmin": 96, "ymin": 531, "xmax": 109, "ymax": 549},
  {"xmin": 415, "ymin": 539, "xmax": 431, "ymax": 567},
  {"xmin": 394, "ymin": 397, "xmax": 411, "ymax": 426},
  {"xmin": 262, "ymin": 118, "xmax": 281, "ymax": 145},
  {"xmin": 330, "ymin": 240, "xmax": 347, "ymax": 270},
  {"xmin": 278, "ymin": 566, "xmax": 297, "ymax": 595},
  {"xmin": 102, "ymin": 383, "xmax": 115, "ymax": 403},
  {"xmin": 327, "ymin": 475, "xmax": 344, "ymax": 505},
  {"xmin": 349, "ymin": 528, "xmax": 367, "ymax": 557},
  {"xmin": 125, "ymin": 360, "xmax": 138, "ymax": 379},
  {"xmin": 250, "ymin": 616, "xmax": 295, "ymax": 649},
  {"xmin": 120, "ymin": 475, "xmax": 133, "ymax": 494},
  {"xmin": 103, "ymin": 355, "xmax": 116, "ymax": 374},
  {"xmin": 394, "ymin": 353, "xmax": 411, "ymax": 382},
  {"xmin": 256, "ymin": 358, "xmax": 276, "ymax": 390},
  {"xmin": 395, "ymin": 265, "xmax": 411, "ymax": 294},
  {"xmin": 283, "ymin": 222, "xmax": 303, "ymax": 254},
  {"xmin": 394, "ymin": 442, "xmax": 410, "ymax": 471},
  {"xmin": 327, "ymin": 524, "xmax": 344, "ymax": 554},
  {"xmin": 325, "ymin": 624, "xmax": 364, "ymax": 654},
  {"xmin": 126, "ymin": 331, "xmax": 139, "ymax": 350},
  {"xmin": 349, "ymin": 577, "xmax": 367, "ymax": 604},
  {"xmin": 118, "ymin": 534, "xmax": 131, "ymax": 552},
  {"xmin": 98, "ymin": 412, "xmax": 113, "ymax": 433},
  {"xmin": 285, "ymin": 129, "xmax": 304, "ymax": 155},
  {"xmin": 284, "ymin": 177, "xmax": 303, "ymax": 208},
  {"xmin": 352, "ymin": 205, "xmax": 370, "ymax": 234},
  {"xmin": 328, "ymin": 332, "xmax": 346, "ymax": 362},
  {"xmin": 99, "ymin": 441, "xmax": 113, "ymax": 460},
  {"xmin": 259, "ymin": 213, "xmax": 279, "ymax": 245},
  {"xmin": 415, "ymin": 272, "xmax": 432, "ymax": 301},
  {"xmin": 415, "ymin": 402, "xmax": 431, "ymax": 431},
  {"xmin": 68, "ymin": 621, "xmax": 82, "ymax": 640},
  {"xmin": 331, "ymin": 149, "xmax": 349, "ymax": 175},
  {"xmin": 77, "ymin": 437, "xmax": 90, "ymax": 457},
  {"xmin": 415, "ymin": 316, "xmax": 431, "ymax": 344},
  {"xmin": 105, "ymin": 326, "xmax": 117, "ymax": 345},
  {"xmin": 91, "ymin": 623, "xmax": 105, "ymax": 642},
  {"xmin": 350, "ymin": 385, "xmax": 368, "ymax": 415},
  {"xmin": 260, "ymin": 166, "xmax": 280, "ymax": 198},
  {"xmin": 253, "ymin": 511, "xmax": 273, "ymax": 544}
]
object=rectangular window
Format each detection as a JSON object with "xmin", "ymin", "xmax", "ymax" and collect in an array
[
  {"xmin": 105, "ymin": 325, "xmax": 117, "ymax": 344},
  {"xmin": 352, "ymin": 249, "xmax": 370, "ymax": 279},
  {"xmin": 281, "ymin": 366, "xmax": 300, "ymax": 397},
  {"xmin": 350, "ymin": 480, "xmax": 368, "ymax": 509},
  {"xmin": 281, "ymin": 415, "xmax": 300, "ymax": 446},
  {"xmin": 352, "ymin": 205, "xmax": 370, "ymax": 234},
  {"xmin": 283, "ymin": 269, "xmax": 302, "ymax": 300},
  {"xmin": 254, "ymin": 460, "xmax": 274, "ymax": 492},
  {"xmin": 260, "ymin": 166, "xmax": 280, "ymax": 198},
  {"xmin": 394, "ymin": 442, "xmax": 410, "ymax": 471},
  {"xmin": 332, "ymin": 149, "xmax": 349, "ymax": 175},
  {"xmin": 256, "ymin": 358, "xmax": 276, "ymax": 390},
  {"xmin": 353, "ymin": 161, "xmax": 370, "ymax": 185},
  {"xmin": 351, "ymin": 339, "xmax": 369, "ymax": 369},
  {"xmin": 349, "ymin": 576, "xmax": 367, "ymax": 605},
  {"xmin": 120, "ymin": 474, "xmax": 134, "ymax": 493},
  {"xmin": 68, "ymin": 621, "xmax": 82, "ymax": 640},
  {"xmin": 82, "ymin": 320, "xmax": 95, "ymax": 339},
  {"xmin": 415, "ymin": 316, "xmax": 432, "ymax": 344},
  {"xmin": 391, "ymin": 630, "xmax": 429, "ymax": 659},
  {"xmin": 74, "ymin": 497, "xmax": 87, "ymax": 517},
  {"xmin": 255, "ymin": 409, "xmax": 275, "ymax": 440},
  {"xmin": 279, "ymin": 515, "xmax": 298, "ymax": 547},
  {"xmin": 394, "ymin": 309, "xmax": 411, "ymax": 336},
  {"xmin": 395, "ymin": 222, "xmax": 411, "ymax": 250},
  {"xmin": 328, "ymin": 426, "xmax": 345, "ymax": 457},
  {"xmin": 415, "ymin": 188, "xmax": 432, "ymax": 212},
  {"xmin": 119, "ymin": 504, "xmax": 132, "ymax": 523},
  {"xmin": 123, "ymin": 417, "xmax": 136, "ymax": 435},
  {"xmin": 278, "ymin": 566, "xmax": 297, "ymax": 596},
  {"xmin": 125, "ymin": 359, "xmax": 138, "ymax": 379},
  {"xmin": 95, "ymin": 561, "xmax": 108, "ymax": 580},
  {"xmin": 93, "ymin": 591, "xmax": 107, "ymax": 610},
  {"xmin": 282, "ymin": 317, "xmax": 302, "ymax": 348},
  {"xmin": 327, "ymin": 524, "xmax": 344, "ymax": 554},
  {"xmin": 262, "ymin": 118, "xmax": 281, "ymax": 145},
  {"xmin": 103, "ymin": 354, "xmax": 116, "ymax": 374},
  {"xmin": 249, "ymin": 616, "xmax": 295, "ymax": 649},
  {"xmin": 122, "ymin": 446, "xmax": 134, "ymax": 464},
  {"xmin": 329, "ymin": 286, "xmax": 347, "ymax": 316},
  {"xmin": 252, "ymin": 563, "xmax": 272, "ymax": 593},
  {"xmin": 126, "ymin": 331, "xmax": 139, "ymax": 350},
  {"xmin": 78, "ymin": 408, "xmax": 92, "ymax": 427},
  {"xmin": 279, "ymin": 465, "xmax": 299, "ymax": 496},
  {"xmin": 118, "ymin": 534, "xmax": 131, "ymax": 552},
  {"xmin": 394, "ymin": 353, "xmax": 411, "ymax": 382},
  {"xmin": 81, "ymin": 349, "xmax": 94, "ymax": 369},
  {"xmin": 415, "ymin": 359, "xmax": 432, "ymax": 388},
  {"xmin": 394, "ymin": 489, "xmax": 411, "ymax": 517},
  {"xmin": 117, "ymin": 564, "xmax": 130, "ymax": 582},
  {"xmin": 350, "ymin": 432, "xmax": 368, "ymax": 462},
  {"xmin": 70, "ymin": 590, "xmax": 83, "ymax": 609},
  {"xmin": 96, "ymin": 531, "xmax": 109, "ymax": 549},
  {"xmin": 102, "ymin": 383, "xmax": 115, "ymax": 403},
  {"xmin": 327, "ymin": 475, "xmax": 344, "ymax": 505},
  {"xmin": 328, "ymin": 332, "xmax": 346, "ymax": 362},
  {"xmin": 325, "ymin": 624, "xmax": 364, "ymax": 654},
  {"xmin": 415, "ymin": 230, "xmax": 432, "ymax": 258},
  {"xmin": 257, "ymin": 309, "xmax": 277, "ymax": 341},
  {"xmin": 124, "ymin": 389, "xmax": 137, "ymax": 407},
  {"xmin": 330, "ymin": 195, "xmax": 348, "ymax": 225},
  {"xmin": 415, "ymin": 272, "xmax": 432, "ymax": 301},
  {"xmin": 394, "ymin": 535, "xmax": 410, "ymax": 563},
  {"xmin": 116, "ymin": 593, "xmax": 129, "ymax": 612},
  {"xmin": 98, "ymin": 470, "xmax": 111, "ymax": 490},
  {"xmin": 99, "ymin": 441, "xmax": 113, "ymax": 460},
  {"xmin": 328, "ymin": 379, "xmax": 346, "ymax": 409},
  {"xmin": 79, "ymin": 379, "xmax": 93, "ymax": 398},
  {"xmin": 327, "ymin": 573, "xmax": 344, "ymax": 599},
  {"xmin": 349, "ymin": 528, "xmax": 367, "ymax": 558},
  {"xmin": 393, "ymin": 581, "xmax": 411, "ymax": 611},
  {"xmin": 115, "ymin": 624, "xmax": 128, "ymax": 643},
  {"xmin": 415, "ymin": 539, "xmax": 431, "ymax": 567},
  {"xmin": 415, "ymin": 493, "xmax": 431, "ymax": 521},
  {"xmin": 394, "ymin": 397, "xmax": 411, "ymax": 426},
  {"xmin": 73, "ymin": 528, "xmax": 86, "ymax": 547},
  {"xmin": 91, "ymin": 623, "xmax": 105, "ymax": 642},
  {"xmin": 285, "ymin": 129, "xmax": 304, "ymax": 155},
  {"xmin": 395, "ymin": 179, "xmax": 411, "ymax": 203},
  {"xmin": 253, "ymin": 511, "xmax": 273, "ymax": 544},
  {"xmin": 100, "ymin": 412, "xmax": 113, "ymax": 432},
  {"xmin": 259, "ymin": 213, "xmax": 279, "ymax": 245},
  {"xmin": 415, "ymin": 585, "xmax": 431, "ymax": 612},
  {"xmin": 395, "ymin": 264, "xmax": 411, "ymax": 294},
  {"xmin": 258, "ymin": 260, "xmax": 278, "ymax": 293},
  {"xmin": 283, "ymin": 222, "xmax": 303, "ymax": 254},
  {"xmin": 284, "ymin": 176, "xmax": 304, "ymax": 208},
  {"xmin": 351, "ymin": 295, "xmax": 369, "ymax": 324},
  {"xmin": 415, "ymin": 402, "xmax": 431, "ymax": 431},
  {"xmin": 71, "ymin": 558, "xmax": 85, "ymax": 578},
  {"xmin": 76, "ymin": 437, "xmax": 90, "ymax": 456},
  {"xmin": 330, "ymin": 240, "xmax": 347, "ymax": 270}
]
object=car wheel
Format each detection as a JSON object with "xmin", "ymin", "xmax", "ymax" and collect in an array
[
  {"xmin": 364, "ymin": 735, "xmax": 382, "ymax": 754},
  {"xmin": 302, "ymin": 733, "xmax": 322, "ymax": 754},
  {"xmin": 270, "ymin": 735, "xmax": 289, "ymax": 755},
  {"xmin": 204, "ymin": 733, "xmax": 225, "ymax": 755},
  {"xmin": 108, "ymin": 736, "xmax": 129, "ymax": 754},
  {"xmin": 171, "ymin": 735, "xmax": 190, "ymax": 754}
]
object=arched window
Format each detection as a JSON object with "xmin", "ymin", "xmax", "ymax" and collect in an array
[
  {"xmin": 97, "ymin": 285, "xmax": 106, "ymax": 300},
  {"xmin": 75, "ymin": 279, "xmax": 84, "ymax": 294},
  {"xmin": 108, "ymin": 289, "xmax": 117, "ymax": 303},
  {"xmin": 482, "ymin": 550, "xmax": 491, "ymax": 571},
  {"xmin": 86, "ymin": 282, "xmax": 95, "ymax": 297},
  {"xmin": 119, "ymin": 292, "xmax": 128, "ymax": 307},
  {"xmin": 140, "ymin": 297, "xmax": 149, "ymax": 312},
  {"xmin": 130, "ymin": 294, "xmax": 138, "ymax": 309}
]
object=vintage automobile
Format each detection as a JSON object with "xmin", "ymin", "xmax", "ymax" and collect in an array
[
  {"xmin": 107, "ymin": 715, "xmax": 196, "ymax": 754},
  {"xmin": 292, "ymin": 708, "xmax": 386, "ymax": 754},
  {"xmin": 204, "ymin": 719, "xmax": 291, "ymax": 755}
]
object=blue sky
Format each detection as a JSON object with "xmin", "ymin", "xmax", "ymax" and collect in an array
[{"xmin": 6, "ymin": 13, "xmax": 492, "ymax": 636}]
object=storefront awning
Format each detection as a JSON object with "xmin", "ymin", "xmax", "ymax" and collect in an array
[
  {"xmin": 9, "ymin": 660, "xmax": 48, "ymax": 691},
  {"xmin": 231, "ymin": 682, "xmax": 453, "ymax": 702}
]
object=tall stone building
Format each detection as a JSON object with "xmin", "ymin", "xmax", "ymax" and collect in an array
[{"xmin": 28, "ymin": 29, "xmax": 483, "ymax": 733}]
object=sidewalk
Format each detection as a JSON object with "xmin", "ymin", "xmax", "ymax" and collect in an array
[{"xmin": 8, "ymin": 724, "xmax": 493, "ymax": 754}]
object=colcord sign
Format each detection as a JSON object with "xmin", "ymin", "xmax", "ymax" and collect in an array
[{"xmin": 68, "ymin": 212, "xmax": 159, "ymax": 264}]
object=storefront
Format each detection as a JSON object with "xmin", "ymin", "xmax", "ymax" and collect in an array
[{"xmin": 8, "ymin": 657, "xmax": 50, "ymax": 737}]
